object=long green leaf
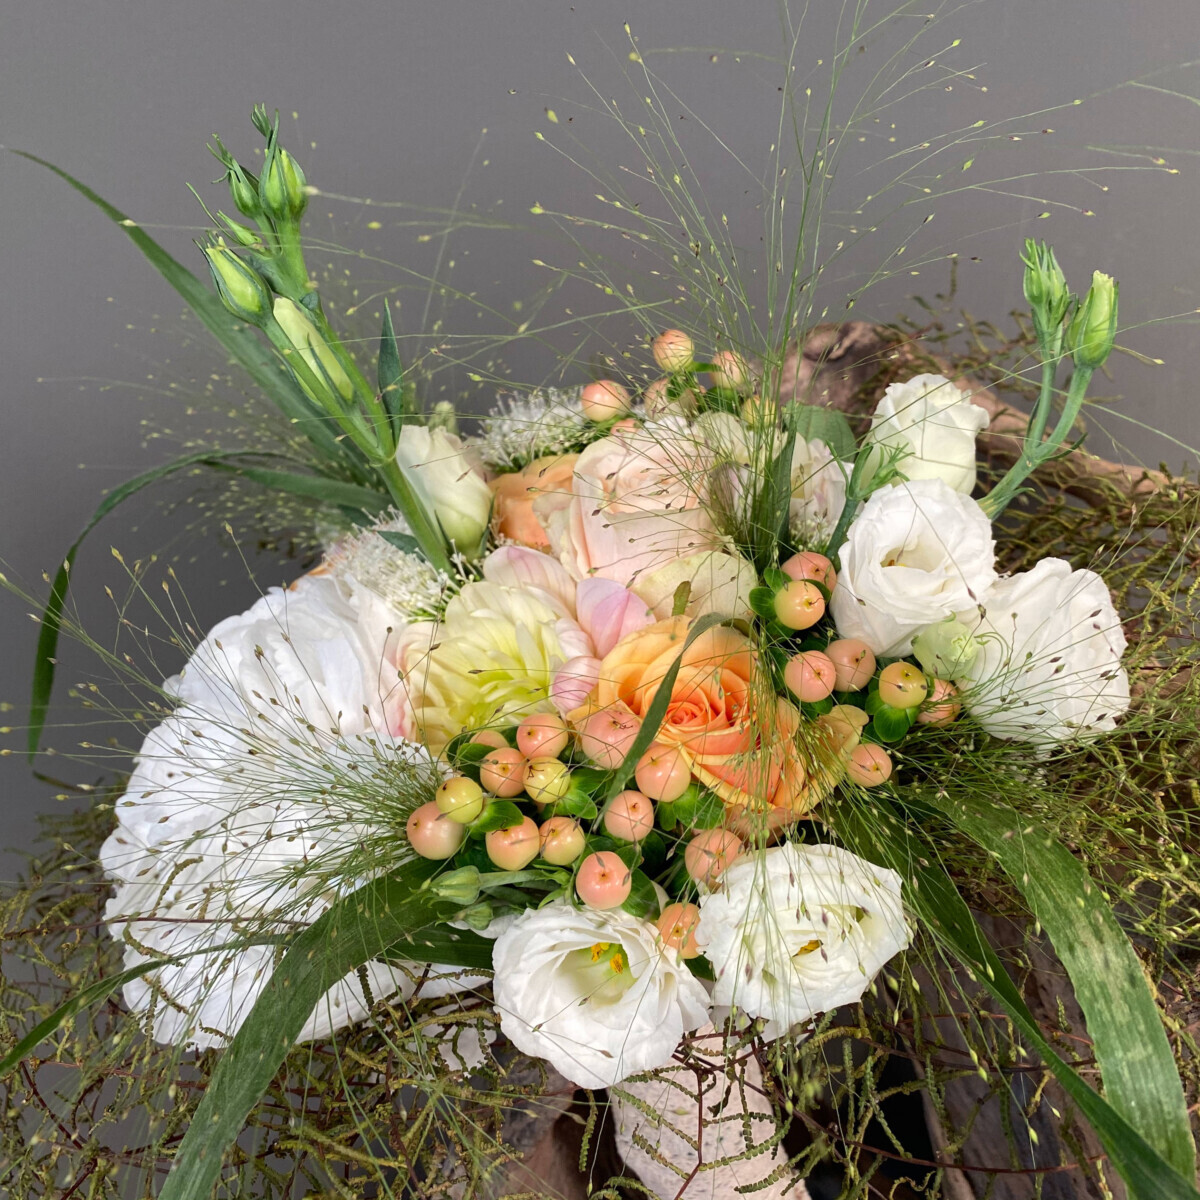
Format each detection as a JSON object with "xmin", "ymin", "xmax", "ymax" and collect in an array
[
  {"xmin": 24, "ymin": 450, "xmax": 387, "ymax": 759},
  {"xmin": 837, "ymin": 804, "xmax": 1199, "ymax": 1200},
  {"xmin": 10, "ymin": 149, "xmax": 348, "ymax": 466},
  {"xmin": 26, "ymin": 449, "xmax": 253, "ymax": 759},
  {"xmin": 203, "ymin": 460, "xmax": 389, "ymax": 515},
  {"xmin": 159, "ymin": 859, "xmax": 463, "ymax": 1200},
  {"xmin": 929, "ymin": 792, "xmax": 1195, "ymax": 1179}
]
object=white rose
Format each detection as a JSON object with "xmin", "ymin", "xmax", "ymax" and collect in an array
[
  {"xmin": 790, "ymin": 435, "xmax": 849, "ymax": 543},
  {"xmin": 866, "ymin": 373, "xmax": 989, "ymax": 494},
  {"xmin": 630, "ymin": 549, "xmax": 758, "ymax": 621},
  {"xmin": 698, "ymin": 843, "xmax": 909, "ymax": 1038},
  {"xmin": 829, "ymin": 479, "xmax": 997, "ymax": 656},
  {"xmin": 394, "ymin": 424, "xmax": 494, "ymax": 552},
  {"xmin": 957, "ymin": 557, "xmax": 1130, "ymax": 747},
  {"xmin": 491, "ymin": 901, "xmax": 711, "ymax": 1088},
  {"xmin": 168, "ymin": 573, "xmax": 405, "ymax": 744}
]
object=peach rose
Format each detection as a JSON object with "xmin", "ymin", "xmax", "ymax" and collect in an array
[
  {"xmin": 490, "ymin": 454, "xmax": 578, "ymax": 552},
  {"xmin": 581, "ymin": 616, "xmax": 826, "ymax": 811},
  {"xmin": 540, "ymin": 423, "xmax": 721, "ymax": 588}
]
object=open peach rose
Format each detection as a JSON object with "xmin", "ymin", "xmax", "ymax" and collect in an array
[
  {"xmin": 490, "ymin": 454, "xmax": 578, "ymax": 552},
  {"xmin": 579, "ymin": 616, "xmax": 827, "ymax": 811},
  {"xmin": 540, "ymin": 424, "xmax": 721, "ymax": 588}
]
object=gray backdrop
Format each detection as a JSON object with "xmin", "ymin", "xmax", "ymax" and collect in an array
[{"xmin": 2, "ymin": 0, "xmax": 1199, "ymax": 874}]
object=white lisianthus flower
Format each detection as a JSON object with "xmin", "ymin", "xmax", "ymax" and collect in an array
[
  {"xmin": 698, "ymin": 843, "xmax": 909, "ymax": 1037},
  {"xmin": 830, "ymin": 479, "xmax": 997, "ymax": 656},
  {"xmin": 168, "ymin": 572, "xmax": 409, "ymax": 744},
  {"xmin": 957, "ymin": 557, "xmax": 1130, "ymax": 747},
  {"xmin": 394, "ymin": 423, "xmax": 494, "ymax": 553},
  {"xmin": 865, "ymin": 373, "xmax": 989, "ymax": 494},
  {"xmin": 491, "ymin": 902, "xmax": 711, "ymax": 1089}
]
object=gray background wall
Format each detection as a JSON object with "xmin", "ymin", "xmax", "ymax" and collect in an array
[{"xmin": 2, "ymin": 0, "xmax": 1199, "ymax": 874}]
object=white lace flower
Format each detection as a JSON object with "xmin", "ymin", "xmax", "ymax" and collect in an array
[
  {"xmin": 473, "ymin": 387, "xmax": 593, "ymax": 470},
  {"xmin": 829, "ymin": 479, "xmax": 997, "ymax": 656},
  {"xmin": 491, "ymin": 902, "xmax": 711, "ymax": 1088},
  {"xmin": 957, "ymin": 557, "xmax": 1130, "ymax": 746},
  {"xmin": 698, "ymin": 843, "xmax": 909, "ymax": 1038}
]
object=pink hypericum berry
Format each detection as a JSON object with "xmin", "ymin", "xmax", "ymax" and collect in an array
[
  {"xmin": 783, "ymin": 650, "xmax": 837, "ymax": 703},
  {"xmin": 603, "ymin": 790, "xmax": 655, "ymax": 842},
  {"xmin": 651, "ymin": 328, "xmax": 695, "ymax": 372},
  {"xmin": 780, "ymin": 551, "xmax": 837, "ymax": 592},
  {"xmin": 656, "ymin": 902, "xmax": 702, "ymax": 958},
  {"xmin": 580, "ymin": 380, "xmax": 632, "ymax": 422},
  {"xmin": 825, "ymin": 639, "xmax": 877, "ymax": 692},
  {"xmin": 479, "ymin": 747, "xmax": 527, "ymax": 798},
  {"xmin": 406, "ymin": 801, "xmax": 467, "ymax": 860},
  {"xmin": 683, "ymin": 829, "xmax": 743, "ymax": 886},
  {"xmin": 773, "ymin": 579, "xmax": 826, "ymax": 630},
  {"xmin": 576, "ymin": 851, "xmax": 632, "ymax": 910},
  {"xmin": 634, "ymin": 742, "xmax": 691, "ymax": 802},
  {"xmin": 579, "ymin": 704, "xmax": 642, "ymax": 769},
  {"xmin": 846, "ymin": 743, "xmax": 893, "ymax": 787},
  {"xmin": 516, "ymin": 712, "xmax": 570, "ymax": 759},
  {"xmin": 917, "ymin": 678, "xmax": 962, "ymax": 726},
  {"xmin": 485, "ymin": 817, "xmax": 541, "ymax": 870}
]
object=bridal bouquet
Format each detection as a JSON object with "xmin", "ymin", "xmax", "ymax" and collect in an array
[{"xmin": 4, "ymin": 48, "xmax": 1199, "ymax": 1200}]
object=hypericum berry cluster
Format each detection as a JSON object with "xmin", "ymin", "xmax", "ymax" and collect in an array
[
  {"xmin": 404, "ymin": 707, "xmax": 748, "ymax": 938},
  {"xmin": 756, "ymin": 550, "xmax": 964, "ymax": 788}
]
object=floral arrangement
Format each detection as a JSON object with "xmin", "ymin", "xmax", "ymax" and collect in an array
[{"xmin": 3, "ymin": 53, "xmax": 1199, "ymax": 1200}]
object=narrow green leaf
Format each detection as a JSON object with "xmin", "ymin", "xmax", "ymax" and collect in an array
[
  {"xmin": 747, "ymin": 428, "xmax": 796, "ymax": 571},
  {"xmin": 10, "ymin": 149, "xmax": 349, "ymax": 466},
  {"xmin": 377, "ymin": 302, "xmax": 414, "ymax": 440},
  {"xmin": 26, "ymin": 449, "xmax": 279, "ymax": 759},
  {"xmin": 783, "ymin": 401, "xmax": 857, "ymax": 459},
  {"xmin": 380, "ymin": 927, "xmax": 495, "ymax": 973},
  {"xmin": 837, "ymin": 804, "xmax": 1199, "ymax": 1200},
  {"xmin": 377, "ymin": 528, "xmax": 423, "ymax": 558},
  {"xmin": 203, "ymin": 460, "xmax": 389, "ymax": 515},
  {"xmin": 159, "ymin": 859, "xmax": 461, "ymax": 1200},
  {"xmin": 930, "ymin": 793, "xmax": 1195, "ymax": 1180}
]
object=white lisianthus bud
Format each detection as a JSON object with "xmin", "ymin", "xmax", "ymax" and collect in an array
[
  {"xmin": 491, "ymin": 901, "xmax": 711, "ymax": 1088},
  {"xmin": 272, "ymin": 297, "xmax": 355, "ymax": 402},
  {"xmin": 394, "ymin": 424, "xmax": 494, "ymax": 556},
  {"xmin": 864, "ymin": 374, "xmax": 989, "ymax": 494},
  {"xmin": 912, "ymin": 617, "xmax": 979, "ymax": 678},
  {"xmin": 957, "ymin": 557, "xmax": 1130, "ymax": 747},
  {"xmin": 698, "ymin": 843, "xmax": 909, "ymax": 1038},
  {"xmin": 1066, "ymin": 271, "xmax": 1119, "ymax": 370},
  {"xmin": 829, "ymin": 479, "xmax": 997, "ymax": 657}
]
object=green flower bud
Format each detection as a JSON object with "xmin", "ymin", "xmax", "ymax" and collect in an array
[
  {"xmin": 217, "ymin": 213, "xmax": 263, "ymax": 249},
  {"xmin": 260, "ymin": 145, "xmax": 308, "ymax": 224},
  {"xmin": 427, "ymin": 400, "xmax": 459, "ymax": 435},
  {"xmin": 204, "ymin": 243, "xmax": 272, "ymax": 325},
  {"xmin": 426, "ymin": 865, "xmax": 481, "ymax": 906},
  {"xmin": 457, "ymin": 900, "xmax": 495, "ymax": 930},
  {"xmin": 1066, "ymin": 270, "xmax": 1119, "ymax": 370},
  {"xmin": 1020, "ymin": 240, "xmax": 1071, "ymax": 343},
  {"xmin": 272, "ymin": 296, "xmax": 355, "ymax": 401},
  {"xmin": 912, "ymin": 617, "xmax": 979, "ymax": 679}
]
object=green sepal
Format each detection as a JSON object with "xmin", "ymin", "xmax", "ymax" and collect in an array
[
  {"xmin": 782, "ymin": 401, "xmax": 857, "ymax": 459},
  {"xmin": 378, "ymin": 528, "xmax": 424, "ymax": 559},
  {"xmin": 470, "ymin": 800, "xmax": 526, "ymax": 835},
  {"xmin": 871, "ymin": 702, "xmax": 916, "ymax": 743}
]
